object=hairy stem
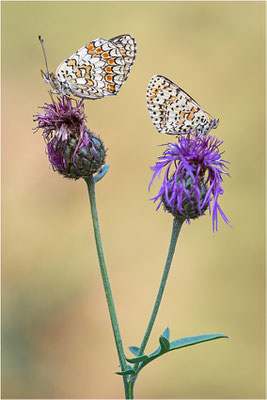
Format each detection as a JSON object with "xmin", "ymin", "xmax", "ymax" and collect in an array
[
  {"xmin": 129, "ymin": 217, "xmax": 184, "ymax": 393},
  {"xmin": 85, "ymin": 176, "xmax": 130, "ymax": 398}
]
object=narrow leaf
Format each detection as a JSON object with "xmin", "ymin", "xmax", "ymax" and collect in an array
[
  {"xmin": 115, "ymin": 368, "xmax": 135, "ymax": 376},
  {"xmin": 134, "ymin": 333, "xmax": 229, "ymax": 374},
  {"xmin": 94, "ymin": 164, "xmax": 110, "ymax": 183},
  {"xmin": 159, "ymin": 336, "xmax": 170, "ymax": 352},
  {"xmin": 128, "ymin": 346, "xmax": 140, "ymax": 356},
  {"xmin": 126, "ymin": 355, "xmax": 149, "ymax": 364},
  {"xmin": 169, "ymin": 333, "xmax": 229, "ymax": 351},
  {"xmin": 162, "ymin": 327, "xmax": 170, "ymax": 340}
]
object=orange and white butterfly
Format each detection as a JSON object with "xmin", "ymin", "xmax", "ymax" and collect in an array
[
  {"xmin": 39, "ymin": 34, "xmax": 136, "ymax": 99},
  {"xmin": 147, "ymin": 75, "xmax": 219, "ymax": 136}
]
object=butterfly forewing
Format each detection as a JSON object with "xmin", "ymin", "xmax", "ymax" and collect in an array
[{"xmin": 147, "ymin": 75, "xmax": 215, "ymax": 135}]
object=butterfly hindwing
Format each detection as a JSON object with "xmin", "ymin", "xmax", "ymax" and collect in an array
[
  {"xmin": 110, "ymin": 34, "xmax": 137, "ymax": 82},
  {"xmin": 147, "ymin": 75, "xmax": 215, "ymax": 135},
  {"xmin": 54, "ymin": 35, "xmax": 136, "ymax": 99}
]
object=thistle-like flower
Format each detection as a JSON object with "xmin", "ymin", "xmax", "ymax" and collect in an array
[
  {"xmin": 149, "ymin": 134, "xmax": 231, "ymax": 231},
  {"xmin": 33, "ymin": 96, "xmax": 106, "ymax": 179}
]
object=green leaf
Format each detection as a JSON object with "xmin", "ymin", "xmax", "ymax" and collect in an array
[
  {"xmin": 159, "ymin": 336, "xmax": 170, "ymax": 352},
  {"xmin": 134, "ymin": 332, "xmax": 229, "ymax": 374},
  {"xmin": 169, "ymin": 333, "xmax": 229, "ymax": 351},
  {"xmin": 94, "ymin": 164, "xmax": 110, "ymax": 183},
  {"xmin": 126, "ymin": 354, "xmax": 149, "ymax": 364},
  {"xmin": 115, "ymin": 366, "xmax": 135, "ymax": 376},
  {"xmin": 162, "ymin": 327, "xmax": 170, "ymax": 340},
  {"xmin": 128, "ymin": 346, "xmax": 140, "ymax": 356}
]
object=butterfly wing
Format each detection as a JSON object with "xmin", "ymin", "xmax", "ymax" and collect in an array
[
  {"xmin": 147, "ymin": 75, "xmax": 214, "ymax": 135},
  {"xmin": 110, "ymin": 34, "xmax": 136, "ymax": 82},
  {"xmin": 55, "ymin": 37, "xmax": 131, "ymax": 99}
]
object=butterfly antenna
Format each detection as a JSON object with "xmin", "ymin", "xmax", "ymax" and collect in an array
[{"xmin": 38, "ymin": 35, "xmax": 49, "ymax": 73}]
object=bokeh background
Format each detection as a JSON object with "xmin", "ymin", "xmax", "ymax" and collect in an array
[{"xmin": 2, "ymin": 1, "xmax": 265, "ymax": 399}]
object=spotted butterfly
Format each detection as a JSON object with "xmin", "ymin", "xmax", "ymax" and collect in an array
[
  {"xmin": 147, "ymin": 75, "xmax": 219, "ymax": 136},
  {"xmin": 39, "ymin": 34, "xmax": 136, "ymax": 99}
]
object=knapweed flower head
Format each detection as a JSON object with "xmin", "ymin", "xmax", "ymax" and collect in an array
[
  {"xmin": 149, "ymin": 134, "xmax": 231, "ymax": 231},
  {"xmin": 34, "ymin": 96, "xmax": 106, "ymax": 179}
]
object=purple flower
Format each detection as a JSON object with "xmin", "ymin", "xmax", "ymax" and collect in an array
[
  {"xmin": 34, "ymin": 96, "xmax": 86, "ymax": 142},
  {"xmin": 34, "ymin": 96, "xmax": 106, "ymax": 179},
  {"xmin": 149, "ymin": 134, "xmax": 231, "ymax": 231}
]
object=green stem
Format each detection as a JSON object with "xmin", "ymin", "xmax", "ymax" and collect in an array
[
  {"xmin": 129, "ymin": 217, "xmax": 184, "ymax": 392},
  {"xmin": 85, "ymin": 176, "xmax": 130, "ymax": 398}
]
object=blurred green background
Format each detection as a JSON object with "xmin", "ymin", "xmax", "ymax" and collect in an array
[{"xmin": 2, "ymin": 1, "xmax": 265, "ymax": 399}]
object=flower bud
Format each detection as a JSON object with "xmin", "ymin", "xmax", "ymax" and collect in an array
[
  {"xmin": 34, "ymin": 96, "xmax": 107, "ymax": 180},
  {"xmin": 47, "ymin": 128, "xmax": 106, "ymax": 180},
  {"xmin": 162, "ymin": 172, "xmax": 209, "ymax": 220}
]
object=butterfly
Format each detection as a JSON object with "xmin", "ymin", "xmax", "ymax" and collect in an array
[
  {"xmin": 39, "ymin": 34, "xmax": 136, "ymax": 100},
  {"xmin": 147, "ymin": 75, "xmax": 219, "ymax": 136}
]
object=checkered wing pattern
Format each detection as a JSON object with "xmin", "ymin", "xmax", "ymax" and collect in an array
[
  {"xmin": 110, "ymin": 34, "xmax": 136, "ymax": 82},
  {"xmin": 147, "ymin": 75, "xmax": 216, "ymax": 135},
  {"xmin": 55, "ymin": 35, "xmax": 136, "ymax": 99}
]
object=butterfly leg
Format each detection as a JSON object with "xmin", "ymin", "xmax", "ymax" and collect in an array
[
  {"xmin": 48, "ymin": 90, "xmax": 56, "ymax": 104},
  {"xmin": 72, "ymin": 97, "xmax": 79, "ymax": 107}
]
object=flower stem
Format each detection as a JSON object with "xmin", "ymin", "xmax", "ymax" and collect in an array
[
  {"xmin": 85, "ymin": 176, "xmax": 130, "ymax": 398},
  {"xmin": 129, "ymin": 217, "xmax": 184, "ymax": 392}
]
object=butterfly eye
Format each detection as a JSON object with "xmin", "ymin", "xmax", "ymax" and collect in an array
[{"xmin": 45, "ymin": 72, "xmax": 50, "ymax": 80}]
